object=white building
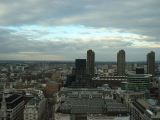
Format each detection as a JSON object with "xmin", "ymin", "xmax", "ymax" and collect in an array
[{"xmin": 24, "ymin": 96, "xmax": 46, "ymax": 120}]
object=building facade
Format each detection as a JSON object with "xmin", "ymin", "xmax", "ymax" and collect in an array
[
  {"xmin": 117, "ymin": 50, "xmax": 126, "ymax": 76},
  {"xmin": 87, "ymin": 49, "xmax": 95, "ymax": 78},
  {"xmin": 0, "ymin": 93, "xmax": 25, "ymax": 120},
  {"xmin": 24, "ymin": 96, "xmax": 46, "ymax": 120},
  {"xmin": 130, "ymin": 99, "xmax": 160, "ymax": 120},
  {"xmin": 59, "ymin": 87, "xmax": 128, "ymax": 117},
  {"xmin": 147, "ymin": 51, "xmax": 155, "ymax": 76},
  {"xmin": 92, "ymin": 76, "xmax": 127, "ymax": 88},
  {"xmin": 75, "ymin": 59, "xmax": 86, "ymax": 84},
  {"xmin": 121, "ymin": 74, "xmax": 151, "ymax": 91}
]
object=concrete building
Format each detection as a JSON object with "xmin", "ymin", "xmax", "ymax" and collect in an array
[
  {"xmin": 87, "ymin": 49, "xmax": 95, "ymax": 78},
  {"xmin": 0, "ymin": 93, "xmax": 25, "ymax": 120},
  {"xmin": 24, "ymin": 96, "xmax": 46, "ymax": 120},
  {"xmin": 147, "ymin": 51, "xmax": 155, "ymax": 76},
  {"xmin": 116, "ymin": 91, "xmax": 145, "ymax": 112},
  {"xmin": 92, "ymin": 76, "xmax": 127, "ymax": 88},
  {"xmin": 55, "ymin": 113, "xmax": 130, "ymax": 120},
  {"xmin": 117, "ymin": 50, "xmax": 126, "ymax": 76},
  {"xmin": 130, "ymin": 99, "xmax": 160, "ymax": 120},
  {"xmin": 59, "ymin": 87, "xmax": 128, "ymax": 119}
]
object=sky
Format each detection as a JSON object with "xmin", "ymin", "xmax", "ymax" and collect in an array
[{"xmin": 0, "ymin": 0, "xmax": 160, "ymax": 61}]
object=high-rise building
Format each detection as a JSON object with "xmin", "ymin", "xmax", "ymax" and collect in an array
[
  {"xmin": 117, "ymin": 50, "xmax": 126, "ymax": 75},
  {"xmin": 147, "ymin": 51, "xmax": 155, "ymax": 76},
  {"xmin": 75, "ymin": 59, "xmax": 86, "ymax": 82},
  {"xmin": 87, "ymin": 49, "xmax": 95, "ymax": 77}
]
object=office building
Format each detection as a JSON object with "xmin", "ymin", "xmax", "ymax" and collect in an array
[
  {"xmin": 136, "ymin": 67, "xmax": 145, "ymax": 74},
  {"xmin": 159, "ymin": 78, "xmax": 160, "ymax": 100},
  {"xmin": 117, "ymin": 50, "xmax": 126, "ymax": 75},
  {"xmin": 121, "ymin": 74, "xmax": 151, "ymax": 91},
  {"xmin": 130, "ymin": 99, "xmax": 160, "ymax": 120},
  {"xmin": 0, "ymin": 93, "xmax": 25, "ymax": 120},
  {"xmin": 87, "ymin": 49, "xmax": 95, "ymax": 77},
  {"xmin": 147, "ymin": 51, "xmax": 155, "ymax": 76},
  {"xmin": 75, "ymin": 59, "xmax": 86, "ymax": 83}
]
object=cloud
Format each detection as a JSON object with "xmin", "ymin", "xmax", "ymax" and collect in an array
[
  {"xmin": 0, "ymin": 0, "xmax": 159, "ymax": 39},
  {"xmin": 0, "ymin": 0, "xmax": 160, "ymax": 61},
  {"xmin": 0, "ymin": 52, "xmax": 64, "ymax": 61},
  {"xmin": 0, "ymin": 25, "xmax": 159, "ymax": 61}
]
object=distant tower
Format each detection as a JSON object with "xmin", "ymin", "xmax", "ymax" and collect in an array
[
  {"xmin": 87, "ymin": 49, "xmax": 95, "ymax": 77},
  {"xmin": 117, "ymin": 50, "xmax": 126, "ymax": 76},
  {"xmin": 147, "ymin": 51, "xmax": 155, "ymax": 76}
]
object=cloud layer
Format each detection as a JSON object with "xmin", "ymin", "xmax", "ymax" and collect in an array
[{"xmin": 0, "ymin": 0, "xmax": 159, "ymax": 61}]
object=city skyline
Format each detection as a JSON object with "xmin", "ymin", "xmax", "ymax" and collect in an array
[{"xmin": 0, "ymin": 0, "xmax": 160, "ymax": 61}]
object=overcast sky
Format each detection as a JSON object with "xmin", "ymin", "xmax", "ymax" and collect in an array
[{"xmin": 0, "ymin": 0, "xmax": 160, "ymax": 61}]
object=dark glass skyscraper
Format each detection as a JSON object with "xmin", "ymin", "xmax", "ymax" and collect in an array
[
  {"xmin": 147, "ymin": 51, "xmax": 155, "ymax": 76},
  {"xmin": 87, "ymin": 49, "xmax": 95, "ymax": 77},
  {"xmin": 117, "ymin": 50, "xmax": 125, "ymax": 75},
  {"xmin": 75, "ymin": 59, "xmax": 86, "ymax": 82}
]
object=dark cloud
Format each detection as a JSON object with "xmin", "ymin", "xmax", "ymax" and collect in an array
[{"xmin": 0, "ymin": 0, "xmax": 160, "ymax": 38}]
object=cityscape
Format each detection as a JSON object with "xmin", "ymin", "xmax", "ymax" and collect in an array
[
  {"xmin": 0, "ymin": 49, "xmax": 160, "ymax": 120},
  {"xmin": 0, "ymin": 0, "xmax": 160, "ymax": 120}
]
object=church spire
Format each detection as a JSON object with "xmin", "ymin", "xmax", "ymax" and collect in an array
[{"xmin": 0, "ymin": 85, "xmax": 7, "ymax": 120}]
